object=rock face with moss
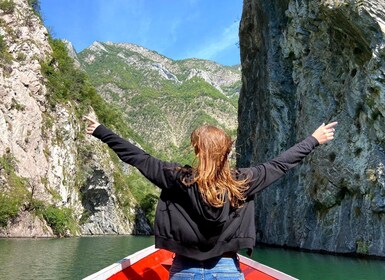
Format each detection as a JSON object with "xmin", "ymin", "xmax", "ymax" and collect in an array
[
  {"xmin": 0, "ymin": 0, "xmax": 149, "ymax": 237},
  {"xmin": 237, "ymin": 0, "xmax": 385, "ymax": 256}
]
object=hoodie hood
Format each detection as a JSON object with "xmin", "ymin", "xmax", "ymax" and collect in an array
[
  {"xmin": 178, "ymin": 167, "xmax": 230, "ymax": 228},
  {"xmin": 191, "ymin": 185, "xmax": 230, "ymax": 227}
]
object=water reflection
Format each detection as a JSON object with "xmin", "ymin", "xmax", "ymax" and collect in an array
[
  {"xmin": 0, "ymin": 236, "xmax": 154, "ymax": 280},
  {"xmin": 251, "ymin": 245, "xmax": 385, "ymax": 280},
  {"xmin": 0, "ymin": 236, "xmax": 384, "ymax": 280}
]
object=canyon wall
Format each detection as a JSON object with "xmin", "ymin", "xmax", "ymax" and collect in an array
[
  {"xmin": 0, "ymin": 0, "xmax": 150, "ymax": 237},
  {"xmin": 237, "ymin": 0, "xmax": 385, "ymax": 256}
]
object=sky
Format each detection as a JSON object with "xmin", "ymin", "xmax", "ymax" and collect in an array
[{"xmin": 40, "ymin": 0, "xmax": 243, "ymax": 66}]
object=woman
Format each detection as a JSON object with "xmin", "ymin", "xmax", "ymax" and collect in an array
[{"xmin": 84, "ymin": 116, "xmax": 337, "ymax": 280}]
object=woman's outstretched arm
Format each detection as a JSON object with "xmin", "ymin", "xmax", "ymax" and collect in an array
[
  {"xmin": 245, "ymin": 121, "xmax": 338, "ymax": 195},
  {"xmin": 83, "ymin": 116, "xmax": 179, "ymax": 189}
]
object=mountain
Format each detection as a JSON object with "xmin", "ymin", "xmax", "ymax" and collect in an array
[{"xmin": 76, "ymin": 41, "xmax": 241, "ymax": 162}]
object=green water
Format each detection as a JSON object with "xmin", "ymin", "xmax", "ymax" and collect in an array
[
  {"xmin": 0, "ymin": 236, "xmax": 384, "ymax": 280},
  {"xmin": 251, "ymin": 246, "xmax": 385, "ymax": 280}
]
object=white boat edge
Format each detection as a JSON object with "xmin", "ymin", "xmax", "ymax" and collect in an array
[
  {"xmin": 82, "ymin": 245, "xmax": 158, "ymax": 280},
  {"xmin": 83, "ymin": 245, "xmax": 299, "ymax": 280},
  {"xmin": 238, "ymin": 254, "xmax": 299, "ymax": 280}
]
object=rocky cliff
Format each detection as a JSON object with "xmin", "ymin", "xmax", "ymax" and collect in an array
[
  {"xmin": 237, "ymin": 0, "xmax": 385, "ymax": 256},
  {"xmin": 0, "ymin": 0, "xmax": 150, "ymax": 237}
]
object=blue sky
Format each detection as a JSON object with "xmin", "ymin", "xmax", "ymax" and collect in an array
[{"xmin": 40, "ymin": 0, "xmax": 243, "ymax": 66}]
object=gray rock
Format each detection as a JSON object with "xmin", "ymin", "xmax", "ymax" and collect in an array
[{"xmin": 237, "ymin": 0, "xmax": 385, "ymax": 257}]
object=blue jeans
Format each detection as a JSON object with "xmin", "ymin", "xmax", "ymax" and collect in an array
[{"xmin": 169, "ymin": 255, "xmax": 245, "ymax": 280}]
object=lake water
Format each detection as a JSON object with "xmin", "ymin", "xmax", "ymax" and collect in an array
[{"xmin": 0, "ymin": 236, "xmax": 384, "ymax": 280}]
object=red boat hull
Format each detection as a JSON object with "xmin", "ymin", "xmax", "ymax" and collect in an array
[{"xmin": 84, "ymin": 246, "xmax": 298, "ymax": 280}]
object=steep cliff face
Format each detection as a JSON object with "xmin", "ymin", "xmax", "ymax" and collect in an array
[
  {"xmin": 237, "ymin": 0, "xmax": 385, "ymax": 256},
  {"xmin": 0, "ymin": 0, "xmax": 150, "ymax": 237}
]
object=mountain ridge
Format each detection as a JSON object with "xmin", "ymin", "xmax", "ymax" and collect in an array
[{"xmin": 76, "ymin": 41, "xmax": 241, "ymax": 160}]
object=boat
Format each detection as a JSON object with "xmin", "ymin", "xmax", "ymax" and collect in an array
[{"xmin": 83, "ymin": 245, "xmax": 298, "ymax": 280}]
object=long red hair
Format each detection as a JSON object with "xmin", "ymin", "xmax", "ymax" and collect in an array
[{"xmin": 185, "ymin": 125, "xmax": 248, "ymax": 208}]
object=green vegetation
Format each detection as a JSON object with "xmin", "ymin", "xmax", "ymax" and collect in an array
[
  {"xmin": 78, "ymin": 43, "xmax": 238, "ymax": 157},
  {"xmin": 16, "ymin": 52, "xmax": 26, "ymax": 61},
  {"xmin": 356, "ymin": 239, "xmax": 369, "ymax": 255},
  {"xmin": 28, "ymin": 0, "xmax": 41, "ymax": 16},
  {"xmin": 0, "ymin": 34, "xmax": 11, "ymax": 63},
  {"xmin": 222, "ymin": 79, "xmax": 242, "ymax": 103},
  {"xmin": 0, "ymin": 0, "xmax": 15, "ymax": 14},
  {"xmin": 0, "ymin": 195, "xmax": 20, "ymax": 227},
  {"xmin": 40, "ymin": 38, "xmax": 147, "ymax": 147},
  {"xmin": 108, "ymin": 149, "xmax": 157, "ymax": 226},
  {"xmin": 127, "ymin": 172, "xmax": 159, "ymax": 226},
  {"xmin": 10, "ymin": 97, "xmax": 26, "ymax": 111},
  {"xmin": 0, "ymin": 153, "xmax": 77, "ymax": 235},
  {"xmin": 0, "ymin": 154, "xmax": 29, "ymax": 227},
  {"xmin": 40, "ymin": 38, "xmax": 158, "ymax": 229},
  {"xmin": 40, "ymin": 205, "xmax": 77, "ymax": 236},
  {"xmin": 25, "ymin": 197, "xmax": 78, "ymax": 236}
]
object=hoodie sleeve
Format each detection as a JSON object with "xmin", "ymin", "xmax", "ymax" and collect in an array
[
  {"xmin": 245, "ymin": 135, "xmax": 319, "ymax": 196},
  {"xmin": 92, "ymin": 125, "xmax": 180, "ymax": 189}
]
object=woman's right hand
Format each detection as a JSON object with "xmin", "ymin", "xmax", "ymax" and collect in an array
[
  {"xmin": 83, "ymin": 115, "xmax": 100, "ymax": 135},
  {"xmin": 312, "ymin": 122, "xmax": 338, "ymax": 145}
]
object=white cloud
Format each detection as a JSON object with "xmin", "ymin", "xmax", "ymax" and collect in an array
[
  {"xmin": 169, "ymin": 18, "xmax": 182, "ymax": 45},
  {"xmin": 186, "ymin": 20, "xmax": 239, "ymax": 60}
]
